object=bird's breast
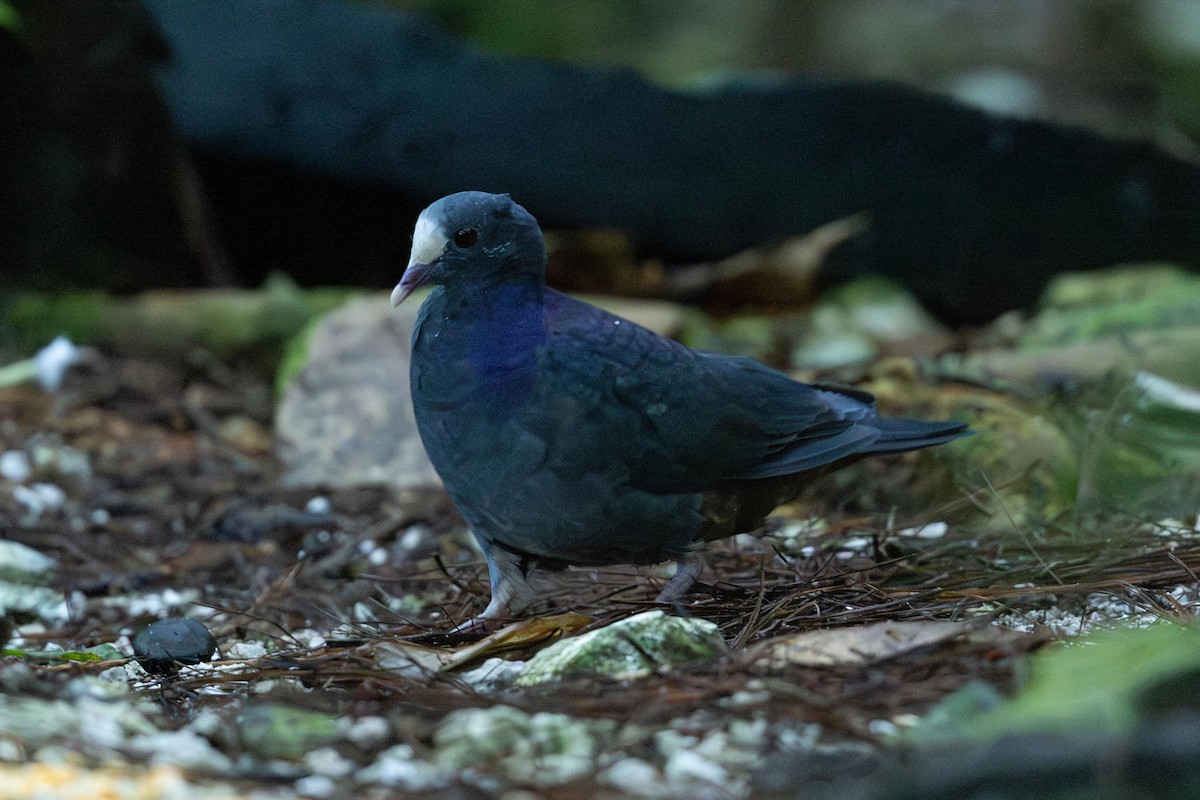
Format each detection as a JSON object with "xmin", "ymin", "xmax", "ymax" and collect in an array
[{"xmin": 411, "ymin": 288, "xmax": 548, "ymax": 416}]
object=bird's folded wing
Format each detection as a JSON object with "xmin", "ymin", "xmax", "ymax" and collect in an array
[{"xmin": 539, "ymin": 290, "xmax": 871, "ymax": 494}]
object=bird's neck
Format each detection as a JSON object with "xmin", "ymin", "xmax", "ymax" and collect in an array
[
  {"xmin": 440, "ymin": 271, "xmax": 540, "ymax": 313},
  {"xmin": 440, "ymin": 274, "xmax": 548, "ymax": 395}
]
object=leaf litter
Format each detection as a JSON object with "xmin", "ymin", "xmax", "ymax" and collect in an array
[{"xmin": 2, "ymin": 269, "xmax": 1200, "ymax": 797}]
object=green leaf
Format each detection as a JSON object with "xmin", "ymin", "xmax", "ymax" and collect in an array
[
  {"xmin": 0, "ymin": 1, "xmax": 22, "ymax": 34},
  {"xmin": 914, "ymin": 623, "xmax": 1200, "ymax": 744},
  {"xmin": 4, "ymin": 643, "xmax": 125, "ymax": 663}
]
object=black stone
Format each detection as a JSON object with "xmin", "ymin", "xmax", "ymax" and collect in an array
[{"xmin": 132, "ymin": 617, "xmax": 217, "ymax": 675}]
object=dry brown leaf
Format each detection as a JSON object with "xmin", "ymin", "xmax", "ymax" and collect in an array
[
  {"xmin": 751, "ymin": 620, "xmax": 970, "ymax": 669},
  {"xmin": 371, "ymin": 612, "xmax": 592, "ymax": 675}
]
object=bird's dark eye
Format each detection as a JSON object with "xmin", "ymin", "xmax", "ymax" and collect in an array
[{"xmin": 454, "ymin": 227, "xmax": 479, "ymax": 248}]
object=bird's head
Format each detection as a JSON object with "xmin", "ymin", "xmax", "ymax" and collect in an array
[{"xmin": 391, "ymin": 191, "xmax": 545, "ymax": 306}]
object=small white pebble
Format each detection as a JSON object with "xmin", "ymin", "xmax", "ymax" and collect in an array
[
  {"xmin": 96, "ymin": 666, "xmax": 131, "ymax": 686},
  {"xmin": 291, "ymin": 628, "xmax": 327, "ymax": 649},
  {"xmin": 356, "ymin": 744, "xmax": 446, "ymax": 790},
  {"xmin": 226, "ymin": 641, "xmax": 268, "ymax": 659},
  {"xmin": 161, "ymin": 588, "xmax": 185, "ymax": 607},
  {"xmin": 776, "ymin": 724, "xmax": 820, "ymax": 750},
  {"xmin": 304, "ymin": 747, "xmax": 356, "ymax": 779},
  {"xmin": 0, "ymin": 739, "xmax": 24, "ymax": 761},
  {"xmin": 731, "ymin": 533, "xmax": 758, "ymax": 548},
  {"xmin": 654, "ymin": 730, "xmax": 698, "ymax": 757},
  {"xmin": 664, "ymin": 749, "xmax": 727, "ymax": 786},
  {"xmin": 187, "ymin": 710, "xmax": 224, "ymax": 737},
  {"xmin": 897, "ymin": 521, "xmax": 947, "ymax": 539},
  {"xmin": 305, "ymin": 496, "xmax": 331, "ymax": 515},
  {"xmin": 344, "ymin": 715, "xmax": 390, "ymax": 749},
  {"xmin": 727, "ymin": 718, "xmax": 768, "ymax": 747},
  {"xmin": 12, "ymin": 482, "xmax": 66, "ymax": 521},
  {"xmin": 717, "ymin": 690, "xmax": 772, "ymax": 708},
  {"xmin": 35, "ymin": 482, "xmax": 66, "ymax": 508},
  {"xmin": 90, "ymin": 508, "xmax": 111, "ymax": 525},
  {"xmin": 600, "ymin": 758, "xmax": 661, "ymax": 794},
  {"xmin": 368, "ymin": 547, "xmax": 389, "ymax": 566},
  {"xmin": 352, "ymin": 602, "xmax": 378, "ymax": 623},
  {"xmin": 66, "ymin": 591, "xmax": 87, "ymax": 619},
  {"xmin": 867, "ymin": 719, "xmax": 899, "ymax": 736},
  {"xmin": 457, "ymin": 657, "xmax": 524, "ymax": 692},
  {"xmin": 294, "ymin": 775, "xmax": 336, "ymax": 799},
  {"xmin": 399, "ymin": 526, "xmax": 428, "ymax": 551},
  {"xmin": 0, "ymin": 450, "xmax": 31, "ymax": 483},
  {"xmin": 35, "ymin": 336, "xmax": 82, "ymax": 391}
]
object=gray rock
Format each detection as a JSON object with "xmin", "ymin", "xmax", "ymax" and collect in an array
[
  {"xmin": 434, "ymin": 705, "xmax": 614, "ymax": 787},
  {"xmin": 275, "ymin": 295, "xmax": 440, "ymax": 488},
  {"xmin": 0, "ymin": 539, "xmax": 57, "ymax": 584},
  {"xmin": 237, "ymin": 703, "xmax": 340, "ymax": 761},
  {"xmin": 356, "ymin": 744, "xmax": 448, "ymax": 790},
  {"xmin": 127, "ymin": 729, "xmax": 234, "ymax": 772},
  {"xmin": 0, "ymin": 581, "xmax": 67, "ymax": 628},
  {"xmin": 457, "ymin": 656, "xmax": 526, "ymax": 692},
  {"xmin": 516, "ymin": 610, "xmax": 726, "ymax": 686}
]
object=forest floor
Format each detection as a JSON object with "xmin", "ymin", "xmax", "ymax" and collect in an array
[{"xmin": 2, "ymin": 267, "xmax": 1200, "ymax": 799}]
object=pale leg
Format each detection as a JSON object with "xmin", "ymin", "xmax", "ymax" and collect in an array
[
  {"xmin": 452, "ymin": 536, "xmax": 537, "ymax": 632},
  {"xmin": 655, "ymin": 551, "xmax": 705, "ymax": 602}
]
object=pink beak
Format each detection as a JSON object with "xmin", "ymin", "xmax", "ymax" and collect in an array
[{"xmin": 390, "ymin": 262, "xmax": 432, "ymax": 307}]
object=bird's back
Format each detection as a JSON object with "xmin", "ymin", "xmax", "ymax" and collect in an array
[{"xmin": 539, "ymin": 288, "xmax": 966, "ymax": 493}]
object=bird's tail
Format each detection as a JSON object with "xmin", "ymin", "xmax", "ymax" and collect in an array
[{"xmin": 869, "ymin": 417, "xmax": 970, "ymax": 453}]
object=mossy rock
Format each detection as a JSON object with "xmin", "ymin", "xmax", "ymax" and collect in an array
[{"xmin": 515, "ymin": 610, "xmax": 726, "ymax": 686}]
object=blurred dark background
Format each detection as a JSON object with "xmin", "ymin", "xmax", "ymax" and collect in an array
[
  {"xmin": 3, "ymin": 0, "xmax": 1200, "ymax": 323},
  {"xmin": 400, "ymin": 0, "xmax": 1200, "ymax": 141}
]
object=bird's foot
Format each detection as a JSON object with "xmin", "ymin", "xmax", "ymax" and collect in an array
[
  {"xmin": 448, "ymin": 534, "xmax": 542, "ymax": 633},
  {"xmin": 449, "ymin": 591, "xmax": 527, "ymax": 633},
  {"xmin": 656, "ymin": 553, "xmax": 705, "ymax": 603},
  {"xmin": 449, "ymin": 614, "xmax": 508, "ymax": 634}
]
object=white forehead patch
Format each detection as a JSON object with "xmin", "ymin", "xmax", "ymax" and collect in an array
[{"xmin": 409, "ymin": 212, "xmax": 448, "ymax": 267}]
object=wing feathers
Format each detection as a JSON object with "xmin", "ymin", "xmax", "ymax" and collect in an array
[{"xmin": 541, "ymin": 289, "xmax": 965, "ymax": 493}]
